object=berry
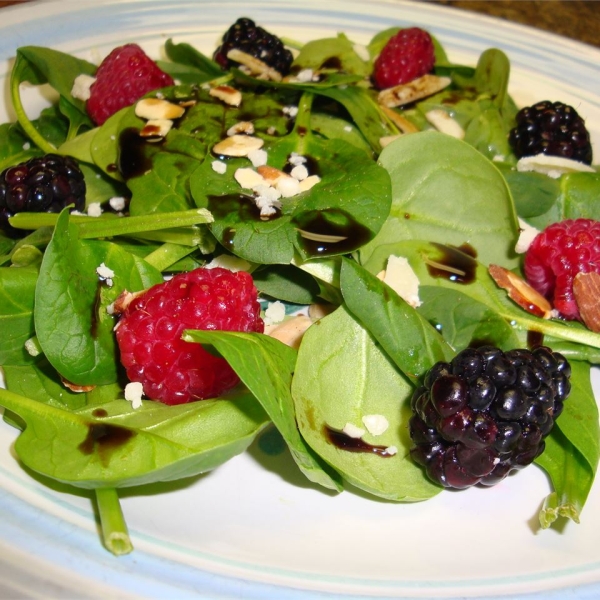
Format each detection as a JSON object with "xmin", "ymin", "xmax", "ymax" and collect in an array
[
  {"xmin": 87, "ymin": 44, "xmax": 174, "ymax": 126},
  {"xmin": 372, "ymin": 27, "xmax": 435, "ymax": 90},
  {"xmin": 524, "ymin": 218, "xmax": 600, "ymax": 320},
  {"xmin": 115, "ymin": 267, "xmax": 264, "ymax": 405},
  {"xmin": 508, "ymin": 100, "xmax": 593, "ymax": 165},
  {"xmin": 0, "ymin": 154, "xmax": 85, "ymax": 238},
  {"xmin": 409, "ymin": 345, "xmax": 570, "ymax": 489},
  {"xmin": 213, "ymin": 17, "xmax": 293, "ymax": 76}
]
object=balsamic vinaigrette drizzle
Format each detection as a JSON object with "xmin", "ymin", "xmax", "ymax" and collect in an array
[
  {"xmin": 78, "ymin": 422, "xmax": 136, "ymax": 466},
  {"xmin": 325, "ymin": 426, "xmax": 395, "ymax": 458},
  {"xmin": 424, "ymin": 242, "xmax": 478, "ymax": 284}
]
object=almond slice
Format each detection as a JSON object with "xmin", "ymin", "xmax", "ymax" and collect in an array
[
  {"xmin": 378, "ymin": 74, "xmax": 451, "ymax": 108},
  {"xmin": 489, "ymin": 264, "xmax": 554, "ymax": 319},
  {"xmin": 425, "ymin": 109, "xmax": 465, "ymax": 139},
  {"xmin": 226, "ymin": 48, "xmax": 283, "ymax": 82},
  {"xmin": 135, "ymin": 98, "xmax": 185, "ymax": 120},
  {"xmin": 573, "ymin": 271, "xmax": 600, "ymax": 332},
  {"xmin": 380, "ymin": 105, "xmax": 420, "ymax": 134},
  {"xmin": 213, "ymin": 134, "xmax": 264, "ymax": 157},
  {"xmin": 209, "ymin": 84, "xmax": 242, "ymax": 107}
]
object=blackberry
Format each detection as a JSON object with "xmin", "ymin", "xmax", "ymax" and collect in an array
[
  {"xmin": 213, "ymin": 17, "xmax": 293, "ymax": 77},
  {"xmin": 0, "ymin": 154, "xmax": 86, "ymax": 238},
  {"xmin": 508, "ymin": 100, "xmax": 593, "ymax": 165},
  {"xmin": 409, "ymin": 345, "xmax": 571, "ymax": 489}
]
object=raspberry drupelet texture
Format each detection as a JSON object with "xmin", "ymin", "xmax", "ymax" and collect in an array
[
  {"xmin": 0, "ymin": 154, "xmax": 85, "ymax": 238},
  {"xmin": 213, "ymin": 17, "xmax": 293, "ymax": 76},
  {"xmin": 115, "ymin": 267, "xmax": 264, "ymax": 405},
  {"xmin": 372, "ymin": 27, "xmax": 435, "ymax": 90},
  {"xmin": 524, "ymin": 218, "xmax": 600, "ymax": 321},
  {"xmin": 87, "ymin": 43, "xmax": 174, "ymax": 126},
  {"xmin": 508, "ymin": 100, "xmax": 593, "ymax": 165},
  {"xmin": 409, "ymin": 345, "xmax": 571, "ymax": 489}
]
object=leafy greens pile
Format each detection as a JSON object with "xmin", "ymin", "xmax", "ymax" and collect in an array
[{"xmin": 0, "ymin": 25, "xmax": 599, "ymax": 555}]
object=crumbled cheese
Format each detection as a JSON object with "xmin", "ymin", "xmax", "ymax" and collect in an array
[
  {"xmin": 267, "ymin": 126, "xmax": 277, "ymax": 135},
  {"xmin": 385, "ymin": 446, "xmax": 398, "ymax": 456},
  {"xmin": 290, "ymin": 164, "xmax": 308, "ymax": 181},
  {"xmin": 352, "ymin": 43, "xmax": 370, "ymax": 62},
  {"xmin": 362, "ymin": 414, "xmax": 389, "ymax": 436},
  {"xmin": 343, "ymin": 125, "xmax": 353, "ymax": 133},
  {"xmin": 264, "ymin": 300, "xmax": 286, "ymax": 326},
  {"xmin": 109, "ymin": 196, "xmax": 126, "ymax": 211},
  {"xmin": 289, "ymin": 153, "xmax": 306, "ymax": 166},
  {"xmin": 212, "ymin": 160, "xmax": 227, "ymax": 175},
  {"xmin": 282, "ymin": 105, "xmax": 299, "ymax": 118},
  {"xmin": 22, "ymin": 142, "xmax": 31, "ymax": 150},
  {"xmin": 342, "ymin": 423, "xmax": 366, "ymax": 439},
  {"xmin": 71, "ymin": 73, "xmax": 96, "ymax": 101},
  {"xmin": 124, "ymin": 381, "xmax": 144, "ymax": 409},
  {"xmin": 492, "ymin": 155, "xmax": 506, "ymax": 162},
  {"xmin": 106, "ymin": 302, "xmax": 116, "ymax": 315},
  {"xmin": 205, "ymin": 255, "xmax": 251, "ymax": 272},
  {"xmin": 515, "ymin": 217, "xmax": 540, "ymax": 254},
  {"xmin": 248, "ymin": 148, "xmax": 268, "ymax": 167},
  {"xmin": 24, "ymin": 337, "xmax": 42, "ymax": 357},
  {"xmin": 96, "ymin": 262, "xmax": 115, "ymax": 279},
  {"xmin": 516, "ymin": 153, "xmax": 595, "ymax": 179},
  {"xmin": 382, "ymin": 255, "xmax": 422, "ymax": 308},
  {"xmin": 87, "ymin": 202, "xmax": 102, "ymax": 217}
]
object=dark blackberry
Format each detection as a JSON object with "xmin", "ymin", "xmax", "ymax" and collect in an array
[
  {"xmin": 409, "ymin": 345, "xmax": 570, "ymax": 489},
  {"xmin": 213, "ymin": 17, "xmax": 293, "ymax": 77},
  {"xmin": 0, "ymin": 154, "xmax": 86, "ymax": 238},
  {"xmin": 508, "ymin": 100, "xmax": 593, "ymax": 164}
]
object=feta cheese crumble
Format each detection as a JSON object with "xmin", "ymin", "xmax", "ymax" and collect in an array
[
  {"xmin": 96, "ymin": 262, "xmax": 115, "ymax": 287},
  {"xmin": 109, "ymin": 196, "xmax": 126, "ymax": 212},
  {"xmin": 342, "ymin": 423, "xmax": 366, "ymax": 439},
  {"xmin": 362, "ymin": 414, "xmax": 389, "ymax": 436},
  {"xmin": 87, "ymin": 202, "xmax": 102, "ymax": 217},
  {"xmin": 264, "ymin": 300, "xmax": 286, "ymax": 326},
  {"xmin": 71, "ymin": 73, "xmax": 96, "ymax": 101},
  {"xmin": 124, "ymin": 381, "xmax": 144, "ymax": 409}
]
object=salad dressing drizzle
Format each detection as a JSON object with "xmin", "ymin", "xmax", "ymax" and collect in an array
[
  {"xmin": 425, "ymin": 242, "xmax": 478, "ymax": 284},
  {"xmin": 78, "ymin": 422, "xmax": 136, "ymax": 465},
  {"xmin": 325, "ymin": 425, "xmax": 394, "ymax": 457}
]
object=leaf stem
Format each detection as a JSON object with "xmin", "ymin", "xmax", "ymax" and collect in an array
[{"xmin": 94, "ymin": 488, "xmax": 133, "ymax": 555}]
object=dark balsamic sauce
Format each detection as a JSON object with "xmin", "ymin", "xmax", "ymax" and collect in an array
[
  {"xmin": 92, "ymin": 409, "xmax": 109, "ymax": 418},
  {"xmin": 118, "ymin": 128, "xmax": 157, "ymax": 180},
  {"xmin": 527, "ymin": 330, "xmax": 545, "ymax": 348},
  {"xmin": 78, "ymin": 423, "xmax": 135, "ymax": 466},
  {"xmin": 325, "ymin": 426, "xmax": 394, "ymax": 457},
  {"xmin": 319, "ymin": 56, "xmax": 342, "ymax": 70},
  {"xmin": 425, "ymin": 242, "xmax": 478, "ymax": 284},
  {"xmin": 293, "ymin": 209, "xmax": 372, "ymax": 257}
]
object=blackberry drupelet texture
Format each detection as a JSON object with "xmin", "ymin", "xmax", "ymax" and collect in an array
[
  {"xmin": 509, "ymin": 100, "xmax": 593, "ymax": 164},
  {"xmin": 409, "ymin": 346, "xmax": 571, "ymax": 489},
  {"xmin": 524, "ymin": 218, "xmax": 600, "ymax": 321},
  {"xmin": 213, "ymin": 17, "xmax": 293, "ymax": 76},
  {"xmin": 115, "ymin": 267, "xmax": 264, "ymax": 406},
  {"xmin": 0, "ymin": 154, "xmax": 86, "ymax": 238}
]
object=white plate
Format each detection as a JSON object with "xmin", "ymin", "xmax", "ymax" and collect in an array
[{"xmin": 1, "ymin": 1, "xmax": 599, "ymax": 598}]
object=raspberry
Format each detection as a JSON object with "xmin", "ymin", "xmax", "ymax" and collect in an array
[
  {"xmin": 409, "ymin": 346, "xmax": 570, "ymax": 489},
  {"xmin": 213, "ymin": 17, "xmax": 293, "ymax": 76},
  {"xmin": 372, "ymin": 27, "xmax": 435, "ymax": 90},
  {"xmin": 0, "ymin": 154, "xmax": 85, "ymax": 238},
  {"xmin": 115, "ymin": 267, "xmax": 264, "ymax": 405},
  {"xmin": 524, "ymin": 218, "xmax": 600, "ymax": 321},
  {"xmin": 87, "ymin": 44, "xmax": 174, "ymax": 126},
  {"xmin": 509, "ymin": 100, "xmax": 593, "ymax": 165}
]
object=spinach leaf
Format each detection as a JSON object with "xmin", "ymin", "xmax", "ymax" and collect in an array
[
  {"xmin": 182, "ymin": 329, "xmax": 342, "ymax": 491},
  {"xmin": 0, "ymin": 265, "xmax": 37, "ymax": 365},
  {"xmin": 291, "ymin": 304, "xmax": 441, "ymax": 501},
  {"xmin": 359, "ymin": 130, "xmax": 520, "ymax": 269},
  {"xmin": 252, "ymin": 264, "xmax": 321, "ymax": 304},
  {"xmin": 161, "ymin": 38, "xmax": 224, "ymax": 81},
  {"xmin": 34, "ymin": 211, "xmax": 163, "ymax": 386},
  {"xmin": 0, "ymin": 388, "xmax": 269, "ymax": 488},
  {"xmin": 293, "ymin": 33, "xmax": 369, "ymax": 76}
]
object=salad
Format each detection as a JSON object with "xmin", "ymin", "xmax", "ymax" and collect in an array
[{"xmin": 0, "ymin": 9, "xmax": 598, "ymax": 562}]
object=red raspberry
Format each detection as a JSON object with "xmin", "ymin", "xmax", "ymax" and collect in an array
[
  {"xmin": 372, "ymin": 27, "xmax": 435, "ymax": 90},
  {"xmin": 524, "ymin": 218, "xmax": 600, "ymax": 321},
  {"xmin": 87, "ymin": 44, "xmax": 174, "ymax": 126},
  {"xmin": 115, "ymin": 267, "xmax": 264, "ymax": 405}
]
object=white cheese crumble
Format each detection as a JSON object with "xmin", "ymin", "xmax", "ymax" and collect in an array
[
  {"xmin": 87, "ymin": 202, "xmax": 102, "ymax": 217},
  {"xmin": 342, "ymin": 423, "xmax": 366, "ymax": 439},
  {"xmin": 264, "ymin": 300, "xmax": 286, "ymax": 326},
  {"xmin": 282, "ymin": 105, "xmax": 299, "ymax": 118},
  {"xmin": 385, "ymin": 446, "xmax": 398, "ymax": 456},
  {"xmin": 124, "ymin": 381, "xmax": 144, "ymax": 409},
  {"xmin": 515, "ymin": 217, "xmax": 541, "ymax": 254},
  {"xmin": 205, "ymin": 255, "xmax": 251, "ymax": 272},
  {"xmin": 71, "ymin": 73, "xmax": 96, "ymax": 101},
  {"xmin": 516, "ymin": 153, "xmax": 595, "ymax": 179},
  {"xmin": 289, "ymin": 152, "xmax": 307, "ymax": 166},
  {"xmin": 96, "ymin": 262, "xmax": 115, "ymax": 283},
  {"xmin": 22, "ymin": 142, "xmax": 31, "ymax": 151},
  {"xmin": 290, "ymin": 164, "xmax": 308, "ymax": 181},
  {"xmin": 492, "ymin": 155, "xmax": 506, "ymax": 162},
  {"xmin": 109, "ymin": 196, "xmax": 126, "ymax": 211},
  {"xmin": 24, "ymin": 337, "xmax": 42, "ymax": 357},
  {"xmin": 248, "ymin": 148, "xmax": 268, "ymax": 167},
  {"xmin": 382, "ymin": 255, "xmax": 422, "ymax": 308},
  {"xmin": 212, "ymin": 160, "xmax": 227, "ymax": 174},
  {"xmin": 343, "ymin": 125, "xmax": 353, "ymax": 133},
  {"xmin": 362, "ymin": 414, "xmax": 389, "ymax": 436}
]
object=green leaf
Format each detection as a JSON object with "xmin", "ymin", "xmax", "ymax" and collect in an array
[
  {"xmin": 162, "ymin": 38, "xmax": 223, "ymax": 80},
  {"xmin": 293, "ymin": 33, "xmax": 369, "ymax": 76},
  {"xmin": 291, "ymin": 304, "xmax": 441, "ymax": 501},
  {"xmin": 182, "ymin": 330, "xmax": 342, "ymax": 491}
]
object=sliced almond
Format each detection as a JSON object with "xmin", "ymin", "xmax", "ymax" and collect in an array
[
  {"xmin": 378, "ymin": 74, "xmax": 451, "ymax": 108},
  {"xmin": 257, "ymin": 165, "xmax": 287, "ymax": 185},
  {"xmin": 379, "ymin": 134, "xmax": 403, "ymax": 148},
  {"xmin": 234, "ymin": 167, "xmax": 266, "ymax": 189},
  {"xmin": 213, "ymin": 134, "xmax": 264, "ymax": 157},
  {"xmin": 209, "ymin": 84, "xmax": 242, "ymax": 107},
  {"xmin": 62, "ymin": 377, "xmax": 95, "ymax": 393},
  {"xmin": 425, "ymin": 109, "xmax": 464, "ymax": 139},
  {"xmin": 265, "ymin": 315, "xmax": 313, "ymax": 349},
  {"xmin": 298, "ymin": 174, "xmax": 321, "ymax": 193},
  {"xmin": 112, "ymin": 289, "xmax": 143, "ymax": 316},
  {"xmin": 516, "ymin": 153, "xmax": 595, "ymax": 179},
  {"xmin": 489, "ymin": 264, "xmax": 554, "ymax": 319},
  {"xmin": 227, "ymin": 121, "xmax": 255, "ymax": 136},
  {"xmin": 226, "ymin": 48, "xmax": 283, "ymax": 82},
  {"xmin": 135, "ymin": 98, "xmax": 185, "ymax": 120},
  {"xmin": 140, "ymin": 118, "xmax": 173, "ymax": 138},
  {"xmin": 573, "ymin": 271, "xmax": 600, "ymax": 332},
  {"xmin": 380, "ymin": 105, "xmax": 420, "ymax": 134}
]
